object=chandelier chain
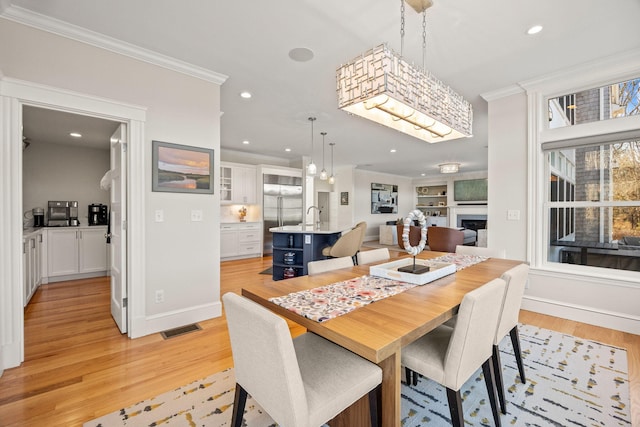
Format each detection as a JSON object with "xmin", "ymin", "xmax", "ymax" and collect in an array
[
  {"xmin": 400, "ymin": 0, "xmax": 405, "ymax": 58},
  {"xmin": 422, "ymin": 11, "xmax": 427, "ymax": 71}
]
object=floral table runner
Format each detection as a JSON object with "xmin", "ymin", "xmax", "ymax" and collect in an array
[{"xmin": 269, "ymin": 253, "xmax": 487, "ymax": 323}]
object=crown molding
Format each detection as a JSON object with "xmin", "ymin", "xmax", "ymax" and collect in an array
[
  {"xmin": 480, "ymin": 84, "xmax": 524, "ymax": 102},
  {"xmin": 1, "ymin": 5, "xmax": 228, "ymax": 85}
]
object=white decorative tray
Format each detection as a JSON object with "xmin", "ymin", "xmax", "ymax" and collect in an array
[{"xmin": 369, "ymin": 258, "xmax": 456, "ymax": 285}]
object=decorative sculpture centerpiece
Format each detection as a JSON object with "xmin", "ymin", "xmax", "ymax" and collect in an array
[{"xmin": 399, "ymin": 209, "xmax": 430, "ymax": 274}]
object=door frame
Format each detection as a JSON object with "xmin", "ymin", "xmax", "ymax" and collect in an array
[{"xmin": 0, "ymin": 76, "xmax": 146, "ymax": 370}]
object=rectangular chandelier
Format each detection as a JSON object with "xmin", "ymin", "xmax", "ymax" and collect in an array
[{"xmin": 336, "ymin": 44, "xmax": 473, "ymax": 143}]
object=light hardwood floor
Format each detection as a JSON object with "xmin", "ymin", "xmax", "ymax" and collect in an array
[{"xmin": 0, "ymin": 255, "xmax": 638, "ymax": 426}]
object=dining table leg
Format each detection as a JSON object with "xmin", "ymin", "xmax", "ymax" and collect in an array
[{"xmin": 379, "ymin": 351, "xmax": 401, "ymax": 427}]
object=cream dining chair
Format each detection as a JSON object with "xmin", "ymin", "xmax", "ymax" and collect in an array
[
  {"xmin": 455, "ymin": 245, "xmax": 507, "ymax": 258},
  {"xmin": 356, "ymin": 248, "xmax": 390, "ymax": 265},
  {"xmin": 492, "ymin": 263, "xmax": 530, "ymax": 414},
  {"xmin": 223, "ymin": 292, "xmax": 382, "ymax": 427},
  {"xmin": 307, "ymin": 256, "xmax": 353, "ymax": 276},
  {"xmin": 402, "ymin": 278, "xmax": 507, "ymax": 427}
]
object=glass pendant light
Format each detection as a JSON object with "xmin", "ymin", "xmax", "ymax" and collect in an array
[
  {"xmin": 328, "ymin": 142, "xmax": 336, "ymax": 184},
  {"xmin": 307, "ymin": 117, "xmax": 317, "ymax": 175},
  {"xmin": 319, "ymin": 132, "xmax": 328, "ymax": 180}
]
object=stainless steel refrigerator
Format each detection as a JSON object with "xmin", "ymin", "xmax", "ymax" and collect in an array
[{"xmin": 263, "ymin": 173, "xmax": 303, "ymax": 254}]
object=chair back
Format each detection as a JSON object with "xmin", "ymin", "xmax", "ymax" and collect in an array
[
  {"xmin": 308, "ymin": 256, "xmax": 354, "ymax": 275},
  {"xmin": 354, "ymin": 221, "xmax": 367, "ymax": 248},
  {"xmin": 326, "ymin": 226, "xmax": 364, "ymax": 258},
  {"xmin": 223, "ymin": 292, "xmax": 308, "ymax": 426},
  {"xmin": 356, "ymin": 248, "xmax": 390, "ymax": 265},
  {"xmin": 455, "ymin": 245, "xmax": 506, "ymax": 258},
  {"xmin": 444, "ymin": 278, "xmax": 506, "ymax": 390},
  {"xmin": 396, "ymin": 223, "xmax": 422, "ymax": 250},
  {"xmin": 427, "ymin": 226, "xmax": 464, "ymax": 252},
  {"xmin": 495, "ymin": 263, "xmax": 530, "ymax": 344}
]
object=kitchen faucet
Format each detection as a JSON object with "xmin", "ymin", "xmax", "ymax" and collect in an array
[{"xmin": 307, "ymin": 205, "xmax": 321, "ymax": 229}]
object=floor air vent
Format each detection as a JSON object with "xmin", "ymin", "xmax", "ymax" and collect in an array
[{"xmin": 160, "ymin": 323, "xmax": 202, "ymax": 339}]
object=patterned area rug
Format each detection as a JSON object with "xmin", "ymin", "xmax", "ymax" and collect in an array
[{"xmin": 84, "ymin": 324, "xmax": 630, "ymax": 427}]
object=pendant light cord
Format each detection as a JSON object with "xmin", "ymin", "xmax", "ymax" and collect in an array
[{"xmin": 422, "ymin": 10, "xmax": 427, "ymax": 72}]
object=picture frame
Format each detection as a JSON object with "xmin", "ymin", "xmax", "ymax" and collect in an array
[
  {"xmin": 340, "ymin": 191, "xmax": 349, "ymax": 205},
  {"xmin": 152, "ymin": 140, "xmax": 214, "ymax": 194}
]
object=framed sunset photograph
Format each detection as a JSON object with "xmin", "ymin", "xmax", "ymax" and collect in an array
[{"xmin": 152, "ymin": 140, "xmax": 214, "ymax": 194}]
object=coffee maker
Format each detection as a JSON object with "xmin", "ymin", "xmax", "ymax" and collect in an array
[
  {"xmin": 32, "ymin": 208, "xmax": 44, "ymax": 227},
  {"xmin": 88, "ymin": 204, "xmax": 109, "ymax": 226}
]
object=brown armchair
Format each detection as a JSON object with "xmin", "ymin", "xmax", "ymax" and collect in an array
[
  {"xmin": 396, "ymin": 223, "xmax": 422, "ymax": 250},
  {"xmin": 426, "ymin": 226, "xmax": 464, "ymax": 253}
]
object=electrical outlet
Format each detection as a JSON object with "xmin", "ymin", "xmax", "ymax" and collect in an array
[
  {"xmin": 155, "ymin": 290, "xmax": 164, "ymax": 303},
  {"xmin": 155, "ymin": 209, "xmax": 164, "ymax": 222}
]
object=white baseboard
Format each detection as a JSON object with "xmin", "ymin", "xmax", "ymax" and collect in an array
[
  {"xmin": 521, "ymin": 295, "xmax": 640, "ymax": 335},
  {"xmin": 1, "ymin": 341, "xmax": 23, "ymax": 371},
  {"xmin": 130, "ymin": 301, "xmax": 223, "ymax": 339}
]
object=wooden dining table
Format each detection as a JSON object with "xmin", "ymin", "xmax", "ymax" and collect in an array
[{"xmin": 242, "ymin": 251, "xmax": 523, "ymax": 427}]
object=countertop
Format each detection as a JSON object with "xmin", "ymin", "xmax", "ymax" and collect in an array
[
  {"xmin": 269, "ymin": 224, "xmax": 349, "ymax": 234},
  {"xmin": 23, "ymin": 225, "xmax": 107, "ymax": 237}
]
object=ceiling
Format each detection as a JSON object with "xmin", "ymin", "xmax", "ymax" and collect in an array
[{"xmin": 7, "ymin": 0, "xmax": 640, "ymax": 177}]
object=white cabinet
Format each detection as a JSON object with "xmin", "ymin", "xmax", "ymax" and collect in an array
[
  {"xmin": 47, "ymin": 227, "xmax": 108, "ymax": 280},
  {"xmin": 220, "ymin": 222, "xmax": 262, "ymax": 260},
  {"xmin": 23, "ymin": 230, "xmax": 44, "ymax": 306},
  {"xmin": 220, "ymin": 162, "xmax": 257, "ymax": 205},
  {"xmin": 220, "ymin": 224, "xmax": 240, "ymax": 258}
]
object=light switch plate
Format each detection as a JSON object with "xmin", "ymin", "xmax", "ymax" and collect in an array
[
  {"xmin": 304, "ymin": 234, "xmax": 311, "ymax": 244},
  {"xmin": 191, "ymin": 209, "xmax": 203, "ymax": 222},
  {"xmin": 507, "ymin": 209, "xmax": 520, "ymax": 221},
  {"xmin": 155, "ymin": 209, "xmax": 164, "ymax": 222}
]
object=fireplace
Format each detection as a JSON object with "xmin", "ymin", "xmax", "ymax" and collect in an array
[{"xmin": 460, "ymin": 219, "xmax": 487, "ymax": 231}]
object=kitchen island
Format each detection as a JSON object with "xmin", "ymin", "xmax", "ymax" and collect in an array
[{"xmin": 269, "ymin": 225, "xmax": 348, "ymax": 280}]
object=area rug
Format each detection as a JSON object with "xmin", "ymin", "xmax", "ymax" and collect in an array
[{"xmin": 84, "ymin": 324, "xmax": 631, "ymax": 427}]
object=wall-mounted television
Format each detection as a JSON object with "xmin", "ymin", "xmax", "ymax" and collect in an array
[{"xmin": 454, "ymin": 178, "xmax": 488, "ymax": 202}]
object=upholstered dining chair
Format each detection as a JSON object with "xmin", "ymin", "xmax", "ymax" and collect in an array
[
  {"xmin": 492, "ymin": 263, "xmax": 530, "ymax": 414},
  {"xmin": 402, "ymin": 278, "xmax": 507, "ymax": 427},
  {"xmin": 455, "ymin": 245, "xmax": 507, "ymax": 258},
  {"xmin": 307, "ymin": 256, "xmax": 353, "ymax": 276},
  {"xmin": 356, "ymin": 248, "xmax": 390, "ymax": 265},
  {"xmin": 223, "ymin": 292, "xmax": 382, "ymax": 427},
  {"xmin": 426, "ymin": 226, "xmax": 464, "ymax": 252},
  {"xmin": 321, "ymin": 224, "xmax": 365, "ymax": 264}
]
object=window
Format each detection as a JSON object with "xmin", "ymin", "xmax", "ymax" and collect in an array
[
  {"xmin": 548, "ymin": 78, "xmax": 640, "ymax": 129},
  {"xmin": 545, "ymin": 141, "xmax": 640, "ymax": 272}
]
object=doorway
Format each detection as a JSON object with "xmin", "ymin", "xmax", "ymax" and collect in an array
[
  {"xmin": 0, "ymin": 77, "xmax": 146, "ymax": 369},
  {"xmin": 21, "ymin": 106, "xmax": 127, "ymax": 351},
  {"xmin": 318, "ymin": 191, "xmax": 330, "ymax": 224}
]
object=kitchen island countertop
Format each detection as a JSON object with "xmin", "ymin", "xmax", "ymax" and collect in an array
[{"xmin": 269, "ymin": 224, "xmax": 350, "ymax": 234}]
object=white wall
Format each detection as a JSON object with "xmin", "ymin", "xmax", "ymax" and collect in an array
[
  {"xmin": 22, "ymin": 142, "xmax": 110, "ymax": 226},
  {"xmin": 0, "ymin": 19, "xmax": 222, "ymax": 337},
  {"xmin": 354, "ymin": 169, "xmax": 413, "ymax": 241},
  {"xmin": 487, "ymin": 93, "xmax": 528, "ymax": 261}
]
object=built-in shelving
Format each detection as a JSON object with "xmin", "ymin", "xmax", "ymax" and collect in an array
[{"xmin": 415, "ymin": 185, "xmax": 448, "ymax": 226}]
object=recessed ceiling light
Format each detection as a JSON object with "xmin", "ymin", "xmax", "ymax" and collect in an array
[
  {"xmin": 285, "ymin": 148, "xmax": 291, "ymax": 152},
  {"xmin": 240, "ymin": 91, "xmax": 252, "ymax": 99},
  {"xmin": 527, "ymin": 25, "xmax": 543, "ymax": 35},
  {"xmin": 288, "ymin": 47, "xmax": 314, "ymax": 62},
  {"xmin": 70, "ymin": 132, "xmax": 82, "ymax": 138},
  {"xmin": 390, "ymin": 149, "xmax": 397, "ymax": 153},
  {"xmin": 242, "ymin": 140, "xmax": 250, "ymax": 145},
  {"xmin": 421, "ymin": 173, "xmax": 426, "ymax": 176}
]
